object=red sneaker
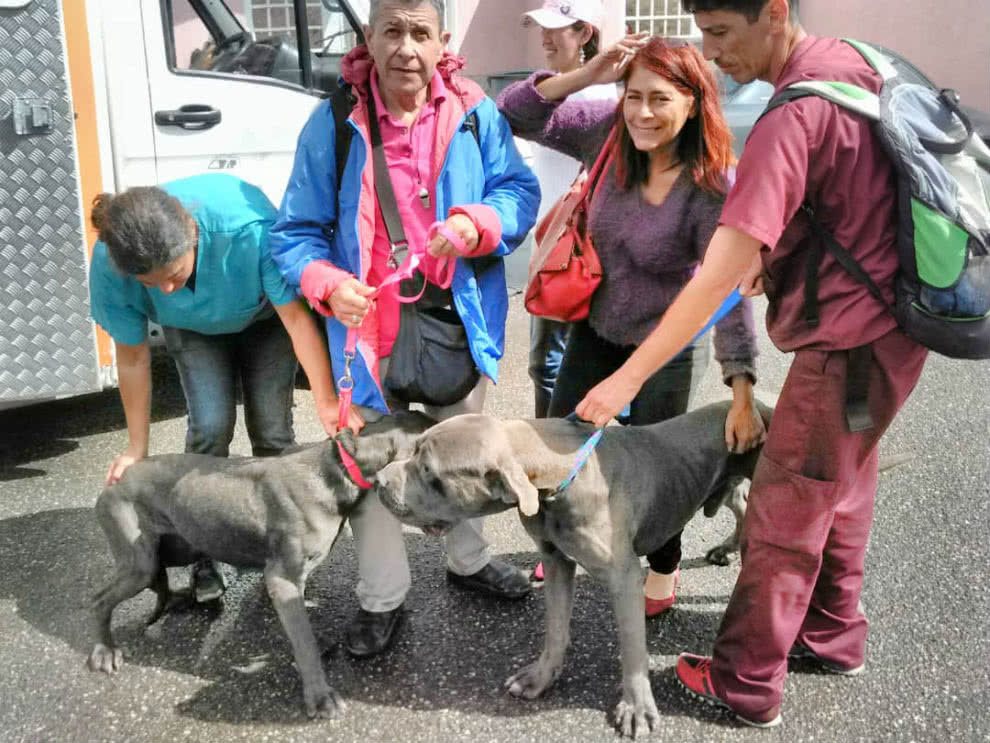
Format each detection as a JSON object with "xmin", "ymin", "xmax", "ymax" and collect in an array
[
  {"xmin": 644, "ymin": 568, "xmax": 679, "ymax": 617},
  {"xmin": 676, "ymin": 653, "xmax": 782, "ymax": 729}
]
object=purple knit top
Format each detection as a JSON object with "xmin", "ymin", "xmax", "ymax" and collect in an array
[{"xmin": 498, "ymin": 72, "xmax": 758, "ymax": 384}]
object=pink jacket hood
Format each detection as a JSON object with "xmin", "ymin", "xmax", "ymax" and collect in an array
[{"xmin": 340, "ymin": 45, "xmax": 484, "ymax": 109}]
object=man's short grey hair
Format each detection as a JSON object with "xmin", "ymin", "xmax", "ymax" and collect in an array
[{"xmin": 369, "ymin": 0, "xmax": 445, "ymax": 31}]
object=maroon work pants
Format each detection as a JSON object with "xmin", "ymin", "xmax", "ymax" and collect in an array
[{"xmin": 710, "ymin": 329, "xmax": 927, "ymax": 719}]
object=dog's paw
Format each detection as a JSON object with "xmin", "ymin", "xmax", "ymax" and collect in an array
[
  {"xmin": 705, "ymin": 544, "xmax": 734, "ymax": 566},
  {"xmin": 504, "ymin": 660, "xmax": 561, "ymax": 699},
  {"xmin": 87, "ymin": 643, "xmax": 123, "ymax": 674},
  {"xmin": 304, "ymin": 685, "xmax": 344, "ymax": 719},
  {"xmin": 613, "ymin": 680, "xmax": 660, "ymax": 739}
]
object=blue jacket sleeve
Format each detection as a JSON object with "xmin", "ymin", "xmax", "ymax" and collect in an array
[
  {"xmin": 475, "ymin": 97, "xmax": 540, "ymax": 257},
  {"xmin": 269, "ymin": 101, "xmax": 339, "ymax": 289}
]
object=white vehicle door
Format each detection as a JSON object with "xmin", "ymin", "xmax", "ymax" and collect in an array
[{"xmin": 131, "ymin": 0, "xmax": 365, "ymax": 204}]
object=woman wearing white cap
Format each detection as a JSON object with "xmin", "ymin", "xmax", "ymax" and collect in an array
[
  {"xmin": 512, "ymin": 0, "xmax": 616, "ymax": 584},
  {"xmin": 519, "ymin": 0, "xmax": 617, "ymax": 418}
]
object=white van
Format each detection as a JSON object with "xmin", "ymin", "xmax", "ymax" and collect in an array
[{"xmin": 0, "ymin": 0, "xmax": 369, "ymax": 408}]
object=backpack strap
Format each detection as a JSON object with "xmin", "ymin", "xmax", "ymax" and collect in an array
[
  {"xmin": 457, "ymin": 107, "xmax": 496, "ymax": 274},
  {"xmin": 463, "ymin": 109, "xmax": 481, "ymax": 148},
  {"xmin": 757, "ymin": 70, "xmax": 886, "ymax": 330},
  {"xmin": 330, "ymin": 83, "xmax": 357, "ymax": 188},
  {"xmin": 845, "ymin": 344, "xmax": 875, "ymax": 433},
  {"xmin": 841, "ymin": 38, "xmax": 898, "ymax": 81},
  {"xmin": 802, "ymin": 204, "xmax": 882, "ymax": 433},
  {"xmin": 800, "ymin": 203, "xmax": 890, "ymax": 327},
  {"xmin": 760, "ymin": 81, "xmax": 880, "ymax": 125},
  {"xmin": 759, "ymin": 86, "xmax": 815, "ymax": 122}
]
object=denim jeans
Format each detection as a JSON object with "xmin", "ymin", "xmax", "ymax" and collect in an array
[
  {"xmin": 548, "ymin": 319, "xmax": 710, "ymax": 574},
  {"xmin": 162, "ymin": 309, "xmax": 297, "ymax": 458},
  {"xmin": 528, "ymin": 316, "xmax": 569, "ymax": 418}
]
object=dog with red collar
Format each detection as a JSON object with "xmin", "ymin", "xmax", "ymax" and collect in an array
[{"xmin": 87, "ymin": 410, "xmax": 434, "ymax": 719}]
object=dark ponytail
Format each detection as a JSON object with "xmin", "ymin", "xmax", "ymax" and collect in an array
[
  {"xmin": 90, "ymin": 192, "xmax": 113, "ymax": 233},
  {"xmin": 90, "ymin": 187, "xmax": 192, "ymax": 275},
  {"xmin": 571, "ymin": 21, "xmax": 600, "ymax": 61}
]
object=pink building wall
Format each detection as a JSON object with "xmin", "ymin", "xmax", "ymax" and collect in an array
[
  {"xmin": 460, "ymin": 0, "xmax": 987, "ymax": 111},
  {"xmin": 458, "ymin": 0, "xmax": 626, "ymax": 77},
  {"xmin": 456, "ymin": 0, "xmax": 532, "ymax": 75},
  {"xmin": 800, "ymin": 0, "xmax": 988, "ymax": 109},
  {"xmin": 175, "ymin": 1, "xmax": 987, "ymax": 111}
]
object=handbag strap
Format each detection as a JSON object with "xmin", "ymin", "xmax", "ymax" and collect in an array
[{"xmin": 577, "ymin": 126, "xmax": 618, "ymax": 206}]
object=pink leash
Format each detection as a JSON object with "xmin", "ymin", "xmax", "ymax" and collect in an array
[{"xmin": 335, "ymin": 222, "xmax": 464, "ymax": 487}]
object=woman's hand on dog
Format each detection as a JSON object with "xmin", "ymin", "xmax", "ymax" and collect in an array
[
  {"xmin": 105, "ymin": 444, "xmax": 147, "ymax": 486},
  {"xmin": 725, "ymin": 377, "xmax": 766, "ymax": 454}
]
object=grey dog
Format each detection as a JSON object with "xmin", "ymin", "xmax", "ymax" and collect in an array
[
  {"xmin": 374, "ymin": 400, "xmax": 771, "ymax": 738},
  {"xmin": 87, "ymin": 411, "xmax": 434, "ymax": 719}
]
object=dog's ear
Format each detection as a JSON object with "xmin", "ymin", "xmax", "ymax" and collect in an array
[{"xmin": 492, "ymin": 459, "xmax": 539, "ymax": 517}]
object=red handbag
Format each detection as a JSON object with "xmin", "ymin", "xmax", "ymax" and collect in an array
[{"xmin": 524, "ymin": 127, "xmax": 617, "ymax": 322}]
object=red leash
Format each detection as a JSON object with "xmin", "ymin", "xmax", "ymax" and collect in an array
[
  {"xmin": 334, "ymin": 223, "xmax": 463, "ymax": 487},
  {"xmin": 336, "ymin": 440, "xmax": 375, "ymax": 489}
]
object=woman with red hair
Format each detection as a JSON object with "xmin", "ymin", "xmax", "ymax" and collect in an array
[{"xmin": 498, "ymin": 35, "xmax": 765, "ymax": 614}]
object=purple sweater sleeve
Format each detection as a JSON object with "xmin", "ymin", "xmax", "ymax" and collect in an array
[
  {"xmin": 496, "ymin": 72, "xmax": 617, "ymax": 166},
  {"xmin": 695, "ymin": 195, "xmax": 758, "ymax": 384}
]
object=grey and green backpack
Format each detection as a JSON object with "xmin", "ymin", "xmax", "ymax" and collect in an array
[{"xmin": 760, "ymin": 39, "xmax": 990, "ymax": 359}]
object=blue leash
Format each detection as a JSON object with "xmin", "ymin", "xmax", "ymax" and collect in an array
[
  {"xmin": 552, "ymin": 414, "xmax": 605, "ymax": 495},
  {"xmin": 552, "ymin": 289, "xmax": 744, "ymax": 495}
]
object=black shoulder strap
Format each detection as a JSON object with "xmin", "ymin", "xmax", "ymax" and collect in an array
[
  {"xmin": 332, "ymin": 87, "xmax": 489, "ymax": 277},
  {"xmin": 757, "ymin": 86, "xmax": 816, "ymax": 125},
  {"xmin": 330, "ymin": 83, "xmax": 357, "ymax": 188},
  {"xmin": 800, "ymin": 203, "xmax": 891, "ymax": 327},
  {"xmin": 463, "ymin": 109, "xmax": 481, "ymax": 148},
  {"xmin": 365, "ymin": 85, "xmax": 408, "ymax": 258},
  {"xmin": 756, "ymin": 86, "xmax": 891, "ymax": 327},
  {"xmin": 330, "ymin": 84, "xmax": 482, "ymax": 189}
]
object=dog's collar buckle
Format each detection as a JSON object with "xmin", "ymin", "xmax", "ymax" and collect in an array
[{"xmin": 336, "ymin": 439, "xmax": 374, "ymax": 489}]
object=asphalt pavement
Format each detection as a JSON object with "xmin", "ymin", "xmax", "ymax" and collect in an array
[{"xmin": 0, "ymin": 294, "xmax": 988, "ymax": 743}]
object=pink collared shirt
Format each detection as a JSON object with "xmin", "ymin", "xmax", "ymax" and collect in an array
[{"xmin": 368, "ymin": 68, "xmax": 450, "ymax": 357}]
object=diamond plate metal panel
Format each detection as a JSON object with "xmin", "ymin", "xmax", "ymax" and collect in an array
[{"xmin": 0, "ymin": 0, "xmax": 101, "ymax": 402}]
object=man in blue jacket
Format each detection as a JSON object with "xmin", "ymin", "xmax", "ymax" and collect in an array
[{"xmin": 270, "ymin": 0, "xmax": 540, "ymax": 658}]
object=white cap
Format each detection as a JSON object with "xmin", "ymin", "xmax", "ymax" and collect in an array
[{"xmin": 522, "ymin": 0, "xmax": 605, "ymax": 31}]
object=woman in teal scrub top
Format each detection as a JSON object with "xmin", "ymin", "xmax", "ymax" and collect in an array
[{"xmin": 89, "ymin": 173, "xmax": 363, "ymax": 601}]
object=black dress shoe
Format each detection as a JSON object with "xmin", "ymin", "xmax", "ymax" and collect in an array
[
  {"xmin": 192, "ymin": 559, "xmax": 225, "ymax": 603},
  {"xmin": 344, "ymin": 606, "xmax": 404, "ymax": 658},
  {"xmin": 447, "ymin": 558, "xmax": 531, "ymax": 600}
]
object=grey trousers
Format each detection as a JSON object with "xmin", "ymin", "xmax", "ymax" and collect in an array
[{"xmin": 349, "ymin": 358, "xmax": 491, "ymax": 612}]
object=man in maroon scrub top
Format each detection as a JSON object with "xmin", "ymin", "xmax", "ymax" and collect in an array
[{"xmin": 573, "ymin": 0, "xmax": 929, "ymax": 729}]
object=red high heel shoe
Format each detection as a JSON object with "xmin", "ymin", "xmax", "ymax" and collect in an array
[
  {"xmin": 531, "ymin": 561, "xmax": 545, "ymax": 582},
  {"xmin": 644, "ymin": 568, "xmax": 679, "ymax": 617}
]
